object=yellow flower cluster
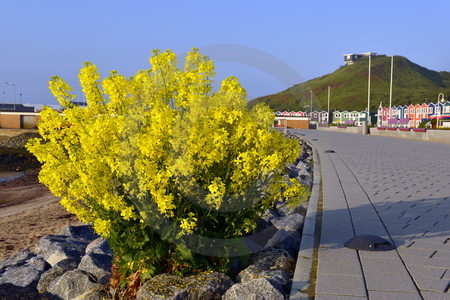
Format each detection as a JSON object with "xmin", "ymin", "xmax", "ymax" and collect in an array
[
  {"xmin": 27, "ymin": 48, "xmax": 306, "ymax": 245},
  {"xmin": 179, "ymin": 212, "xmax": 198, "ymax": 235}
]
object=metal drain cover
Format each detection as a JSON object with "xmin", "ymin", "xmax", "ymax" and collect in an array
[
  {"xmin": 324, "ymin": 150, "xmax": 335, "ymax": 153},
  {"xmin": 344, "ymin": 235, "xmax": 395, "ymax": 251}
]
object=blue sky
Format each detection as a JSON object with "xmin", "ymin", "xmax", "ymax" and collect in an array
[{"xmin": 1, "ymin": 0, "xmax": 450, "ymax": 107}]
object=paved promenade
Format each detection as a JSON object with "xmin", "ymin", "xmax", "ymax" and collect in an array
[{"xmin": 291, "ymin": 130, "xmax": 450, "ymax": 299}]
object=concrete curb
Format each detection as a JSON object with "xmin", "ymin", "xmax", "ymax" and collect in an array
[{"xmin": 290, "ymin": 137, "xmax": 321, "ymax": 299}]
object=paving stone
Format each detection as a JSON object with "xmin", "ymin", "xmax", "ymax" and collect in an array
[
  {"xmin": 351, "ymin": 220, "xmax": 389, "ymax": 237},
  {"xmin": 410, "ymin": 237, "xmax": 450, "ymax": 248},
  {"xmin": 402, "ymin": 255, "xmax": 450, "ymax": 269},
  {"xmin": 421, "ymin": 291, "xmax": 450, "ymax": 300},
  {"xmin": 360, "ymin": 256, "xmax": 406, "ymax": 273},
  {"xmin": 315, "ymin": 294, "xmax": 366, "ymax": 300},
  {"xmin": 364, "ymin": 271, "xmax": 417, "ymax": 293},
  {"xmin": 315, "ymin": 274, "xmax": 366, "ymax": 297},
  {"xmin": 367, "ymin": 290, "xmax": 422, "ymax": 299},
  {"xmin": 414, "ymin": 275, "xmax": 450, "ymax": 293},
  {"xmin": 317, "ymin": 248, "xmax": 361, "ymax": 276},
  {"xmin": 407, "ymin": 265, "xmax": 447, "ymax": 279},
  {"xmin": 397, "ymin": 247, "xmax": 437, "ymax": 258}
]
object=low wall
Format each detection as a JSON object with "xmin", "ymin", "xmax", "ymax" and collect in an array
[
  {"xmin": 370, "ymin": 128, "xmax": 450, "ymax": 144},
  {"xmin": 317, "ymin": 126, "xmax": 366, "ymax": 135}
]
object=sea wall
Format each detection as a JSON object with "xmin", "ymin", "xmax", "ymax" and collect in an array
[
  {"xmin": 317, "ymin": 126, "xmax": 366, "ymax": 135},
  {"xmin": 369, "ymin": 128, "xmax": 450, "ymax": 144}
]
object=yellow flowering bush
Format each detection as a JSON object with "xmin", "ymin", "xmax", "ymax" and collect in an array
[{"xmin": 27, "ymin": 48, "xmax": 308, "ymax": 283}]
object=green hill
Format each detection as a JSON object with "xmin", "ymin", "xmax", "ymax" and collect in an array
[{"xmin": 249, "ymin": 55, "xmax": 450, "ymax": 112}]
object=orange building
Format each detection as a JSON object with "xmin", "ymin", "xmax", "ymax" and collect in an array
[
  {"xmin": 0, "ymin": 112, "xmax": 41, "ymax": 129},
  {"xmin": 274, "ymin": 116, "xmax": 310, "ymax": 129}
]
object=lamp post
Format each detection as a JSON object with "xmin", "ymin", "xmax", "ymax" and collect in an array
[
  {"xmin": 367, "ymin": 54, "xmax": 372, "ymax": 125},
  {"xmin": 437, "ymin": 93, "xmax": 445, "ymax": 129},
  {"xmin": 389, "ymin": 55, "xmax": 394, "ymax": 119},
  {"xmin": 4, "ymin": 82, "xmax": 16, "ymax": 111},
  {"xmin": 327, "ymin": 86, "xmax": 331, "ymax": 125}
]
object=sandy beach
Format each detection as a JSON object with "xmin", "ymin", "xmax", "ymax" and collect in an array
[{"xmin": 0, "ymin": 171, "xmax": 82, "ymax": 260}]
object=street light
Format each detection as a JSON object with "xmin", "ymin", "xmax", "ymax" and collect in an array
[
  {"xmin": 327, "ymin": 86, "xmax": 331, "ymax": 125},
  {"xmin": 389, "ymin": 55, "xmax": 394, "ymax": 119},
  {"xmin": 367, "ymin": 54, "xmax": 372, "ymax": 125},
  {"xmin": 4, "ymin": 82, "xmax": 16, "ymax": 111},
  {"xmin": 436, "ymin": 93, "xmax": 445, "ymax": 129}
]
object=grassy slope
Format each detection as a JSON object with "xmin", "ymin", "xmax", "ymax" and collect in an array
[{"xmin": 249, "ymin": 56, "xmax": 450, "ymax": 112}]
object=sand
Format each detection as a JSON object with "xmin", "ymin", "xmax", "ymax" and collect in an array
[{"xmin": 0, "ymin": 171, "xmax": 82, "ymax": 260}]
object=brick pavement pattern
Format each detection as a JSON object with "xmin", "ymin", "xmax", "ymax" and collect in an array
[{"xmin": 292, "ymin": 130, "xmax": 450, "ymax": 300}]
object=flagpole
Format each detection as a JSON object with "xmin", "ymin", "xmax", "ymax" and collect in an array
[
  {"xmin": 367, "ymin": 54, "xmax": 371, "ymax": 125},
  {"xmin": 327, "ymin": 86, "xmax": 330, "ymax": 124},
  {"xmin": 389, "ymin": 55, "xmax": 394, "ymax": 119}
]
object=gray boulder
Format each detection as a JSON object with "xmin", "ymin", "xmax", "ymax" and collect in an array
[
  {"xmin": 59, "ymin": 225, "xmax": 99, "ymax": 241},
  {"xmin": 270, "ymin": 213, "xmax": 305, "ymax": 232},
  {"xmin": 46, "ymin": 269, "xmax": 104, "ymax": 300},
  {"xmin": 77, "ymin": 252, "xmax": 112, "ymax": 284},
  {"xmin": 0, "ymin": 283, "xmax": 54, "ymax": 300},
  {"xmin": 237, "ymin": 266, "xmax": 291, "ymax": 296},
  {"xmin": 0, "ymin": 249, "xmax": 36, "ymax": 274},
  {"xmin": 53, "ymin": 258, "xmax": 80, "ymax": 270},
  {"xmin": 275, "ymin": 201, "xmax": 307, "ymax": 218},
  {"xmin": 296, "ymin": 160, "xmax": 311, "ymax": 176},
  {"xmin": 136, "ymin": 273, "xmax": 189, "ymax": 300},
  {"xmin": 136, "ymin": 272, "xmax": 233, "ymax": 300},
  {"xmin": 184, "ymin": 271, "xmax": 234, "ymax": 299},
  {"xmin": 249, "ymin": 248, "xmax": 295, "ymax": 272},
  {"xmin": 237, "ymin": 248, "xmax": 295, "ymax": 296},
  {"xmin": 265, "ymin": 230, "xmax": 301, "ymax": 258},
  {"xmin": 223, "ymin": 278, "xmax": 285, "ymax": 300},
  {"xmin": 37, "ymin": 235, "xmax": 91, "ymax": 266},
  {"xmin": 298, "ymin": 174, "xmax": 313, "ymax": 187},
  {"xmin": 71, "ymin": 289, "xmax": 109, "ymax": 300},
  {"xmin": 85, "ymin": 238, "xmax": 113, "ymax": 256},
  {"xmin": 37, "ymin": 258, "xmax": 79, "ymax": 293},
  {"xmin": 263, "ymin": 208, "xmax": 280, "ymax": 220},
  {"xmin": 0, "ymin": 265, "xmax": 41, "ymax": 289},
  {"xmin": 27, "ymin": 256, "xmax": 51, "ymax": 273}
]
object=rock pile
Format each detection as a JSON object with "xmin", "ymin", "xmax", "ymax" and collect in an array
[
  {"xmin": 0, "ymin": 132, "xmax": 40, "ymax": 150},
  {"xmin": 0, "ymin": 133, "xmax": 312, "ymax": 299},
  {"xmin": 0, "ymin": 132, "xmax": 41, "ymax": 171},
  {"xmin": 0, "ymin": 225, "xmax": 111, "ymax": 299}
]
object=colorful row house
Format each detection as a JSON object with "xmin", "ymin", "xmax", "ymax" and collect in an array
[
  {"xmin": 305, "ymin": 111, "xmax": 329, "ymax": 125},
  {"xmin": 377, "ymin": 101, "xmax": 450, "ymax": 128},
  {"xmin": 275, "ymin": 110, "xmax": 378, "ymax": 128},
  {"xmin": 332, "ymin": 110, "xmax": 375, "ymax": 126}
]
